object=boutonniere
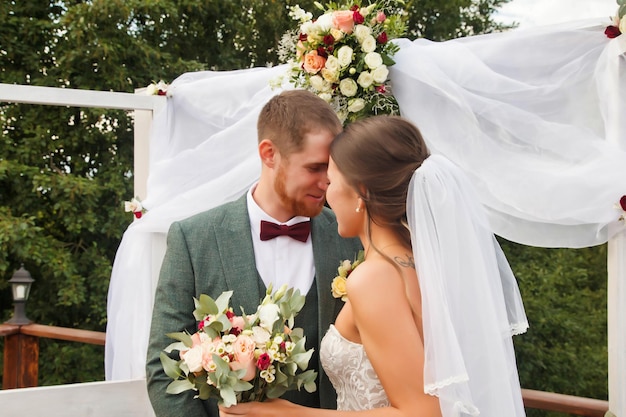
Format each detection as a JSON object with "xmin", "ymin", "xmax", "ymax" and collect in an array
[{"xmin": 331, "ymin": 250, "xmax": 365, "ymax": 301}]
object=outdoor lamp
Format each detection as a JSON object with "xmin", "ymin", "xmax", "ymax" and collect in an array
[{"xmin": 6, "ymin": 265, "xmax": 35, "ymax": 325}]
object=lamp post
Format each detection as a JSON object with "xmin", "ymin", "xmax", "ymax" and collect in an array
[{"xmin": 6, "ymin": 265, "xmax": 34, "ymax": 325}]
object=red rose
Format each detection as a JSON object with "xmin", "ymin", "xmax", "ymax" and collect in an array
[
  {"xmin": 353, "ymin": 11, "xmax": 364, "ymax": 24},
  {"xmin": 376, "ymin": 85, "xmax": 387, "ymax": 94},
  {"xmin": 299, "ymin": 32, "xmax": 307, "ymax": 42},
  {"xmin": 620, "ymin": 195, "xmax": 626, "ymax": 211},
  {"xmin": 257, "ymin": 353, "xmax": 271, "ymax": 370},
  {"xmin": 377, "ymin": 32, "xmax": 388, "ymax": 44},
  {"xmin": 197, "ymin": 321, "xmax": 205, "ymax": 331},
  {"xmin": 157, "ymin": 89, "xmax": 166, "ymax": 96},
  {"xmin": 350, "ymin": 4, "xmax": 359, "ymax": 11},
  {"xmin": 133, "ymin": 211, "xmax": 142, "ymax": 219},
  {"xmin": 605, "ymin": 25, "xmax": 621, "ymax": 39},
  {"xmin": 316, "ymin": 46, "xmax": 328, "ymax": 58},
  {"xmin": 323, "ymin": 34, "xmax": 335, "ymax": 45}
]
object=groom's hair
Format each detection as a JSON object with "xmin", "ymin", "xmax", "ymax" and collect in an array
[{"xmin": 257, "ymin": 90, "xmax": 342, "ymax": 156}]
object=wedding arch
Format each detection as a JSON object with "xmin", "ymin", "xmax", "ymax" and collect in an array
[{"xmin": 102, "ymin": 18, "xmax": 626, "ymax": 416}]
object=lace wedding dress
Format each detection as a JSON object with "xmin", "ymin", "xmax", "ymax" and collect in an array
[{"xmin": 320, "ymin": 325, "xmax": 390, "ymax": 411}]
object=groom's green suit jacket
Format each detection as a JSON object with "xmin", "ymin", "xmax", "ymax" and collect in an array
[{"xmin": 146, "ymin": 195, "xmax": 362, "ymax": 417}]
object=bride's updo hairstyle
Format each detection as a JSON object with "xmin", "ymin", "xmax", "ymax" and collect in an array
[{"xmin": 330, "ymin": 116, "xmax": 430, "ymax": 248}]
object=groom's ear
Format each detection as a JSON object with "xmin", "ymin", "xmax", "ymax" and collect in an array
[
  {"xmin": 259, "ymin": 139, "xmax": 280, "ymax": 169},
  {"xmin": 259, "ymin": 139, "xmax": 278, "ymax": 168}
]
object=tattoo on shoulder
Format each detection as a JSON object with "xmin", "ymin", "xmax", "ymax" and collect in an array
[{"xmin": 394, "ymin": 253, "xmax": 415, "ymax": 268}]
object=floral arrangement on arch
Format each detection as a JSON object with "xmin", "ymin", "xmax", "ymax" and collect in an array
[
  {"xmin": 605, "ymin": 0, "xmax": 625, "ymax": 38},
  {"xmin": 159, "ymin": 284, "xmax": 317, "ymax": 407},
  {"xmin": 276, "ymin": 1, "xmax": 407, "ymax": 124}
]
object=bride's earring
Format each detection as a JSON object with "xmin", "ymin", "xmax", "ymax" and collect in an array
[{"xmin": 355, "ymin": 198, "xmax": 363, "ymax": 213}]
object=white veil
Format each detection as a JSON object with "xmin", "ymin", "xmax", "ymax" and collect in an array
[{"xmin": 408, "ymin": 155, "xmax": 527, "ymax": 417}]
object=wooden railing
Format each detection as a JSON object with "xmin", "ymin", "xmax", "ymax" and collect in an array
[{"xmin": 0, "ymin": 322, "xmax": 610, "ymax": 416}]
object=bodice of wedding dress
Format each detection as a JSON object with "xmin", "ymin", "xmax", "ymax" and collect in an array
[{"xmin": 320, "ymin": 325, "xmax": 390, "ymax": 411}]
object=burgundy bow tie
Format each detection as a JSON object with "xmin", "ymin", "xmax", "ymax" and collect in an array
[{"xmin": 260, "ymin": 220, "xmax": 311, "ymax": 242}]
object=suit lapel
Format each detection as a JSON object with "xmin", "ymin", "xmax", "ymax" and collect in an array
[
  {"xmin": 216, "ymin": 195, "xmax": 263, "ymax": 315},
  {"xmin": 311, "ymin": 212, "xmax": 343, "ymax": 340}
]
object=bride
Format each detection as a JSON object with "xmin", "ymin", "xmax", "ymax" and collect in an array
[{"xmin": 219, "ymin": 115, "xmax": 528, "ymax": 417}]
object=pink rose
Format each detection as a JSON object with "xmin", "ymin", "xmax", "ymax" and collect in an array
[
  {"xmin": 229, "ymin": 335, "xmax": 257, "ymax": 381},
  {"xmin": 303, "ymin": 50, "xmax": 327, "ymax": 74},
  {"xmin": 332, "ymin": 10, "xmax": 355, "ymax": 34},
  {"xmin": 229, "ymin": 315, "xmax": 245, "ymax": 335},
  {"xmin": 376, "ymin": 11, "xmax": 386, "ymax": 23}
]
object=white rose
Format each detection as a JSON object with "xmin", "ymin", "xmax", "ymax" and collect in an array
[
  {"xmin": 348, "ymin": 98, "xmax": 366, "ymax": 113},
  {"xmin": 252, "ymin": 326, "xmax": 271, "ymax": 346},
  {"xmin": 309, "ymin": 75, "xmax": 326, "ymax": 91},
  {"xmin": 321, "ymin": 67, "xmax": 339, "ymax": 84},
  {"xmin": 359, "ymin": 4, "xmax": 376, "ymax": 17},
  {"xmin": 330, "ymin": 28, "xmax": 344, "ymax": 41},
  {"xmin": 257, "ymin": 303, "xmax": 281, "ymax": 331},
  {"xmin": 145, "ymin": 84, "xmax": 158, "ymax": 96},
  {"xmin": 181, "ymin": 346, "xmax": 203, "ymax": 373},
  {"xmin": 364, "ymin": 52, "xmax": 383, "ymax": 69},
  {"xmin": 371, "ymin": 65, "xmax": 389, "ymax": 83},
  {"xmin": 354, "ymin": 25, "xmax": 371, "ymax": 43},
  {"xmin": 300, "ymin": 21, "xmax": 314, "ymax": 35},
  {"xmin": 361, "ymin": 35, "xmax": 377, "ymax": 53},
  {"xmin": 314, "ymin": 13, "xmax": 333, "ymax": 32},
  {"xmin": 339, "ymin": 78, "xmax": 358, "ymax": 97},
  {"xmin": 357, "ymin": 71, "xmax": 374, "ymax": 88},
  {"xmin": 325, "ymin": 55, "xmax": 340, "ymax": 72},
  {"xmin": 620, "ymin": 17, "xmax": 626, "ymax": 35},
  {"xmin": 318, "ymin": 92, "xmax": 332, "ymax": 102},
  {"xmin": 337, "ymin": 45, "xmax": 354, "ymax": 68}
]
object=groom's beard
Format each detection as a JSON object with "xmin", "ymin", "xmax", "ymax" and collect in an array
[{"xmin": 275, "ymin": 164, "xmax": 325, "ymax": 218}]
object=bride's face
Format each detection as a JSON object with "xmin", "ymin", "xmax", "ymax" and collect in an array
[
  {"xmin": 326, "ymin": 158, "xmax": 363, "ymax": 238},
  {"xmin": 273, "ymin": 130, "xmax": 334, "ymax": 218}
]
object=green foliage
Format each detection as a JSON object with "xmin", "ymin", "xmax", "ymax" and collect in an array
[{"xmin": 499, "ymin": 239, "xmax": 608, "ymax": 417}]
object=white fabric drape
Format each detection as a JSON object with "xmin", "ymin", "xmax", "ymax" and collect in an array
[{"xmin": 105, "ymin": 19, "xmax": 626, "ymax": 383}]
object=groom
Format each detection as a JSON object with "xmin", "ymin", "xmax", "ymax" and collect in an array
[{"xmin": 145, "ymin": 90, "xmax": 362, "ymax": 417}]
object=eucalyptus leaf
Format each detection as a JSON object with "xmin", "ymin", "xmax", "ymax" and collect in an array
[
  {"xmin": 166, "ymin": 379, "xmax": 196, "ymax": 395},
  {"xmin": 304, "ymin": 380, "xmax": 317, "ymax": 393},
  {"xmin": 160, "ymin": 352, "xmax": 183, "ymax": 379},
  {"xmin": 197, "ymin": 293, "xmax": 219, "ymax": 315},
  {"xmin": 220, "ymin": 386, "xmax": 237, "ymax": 407},
  {"xmin": 619, "ymin": 4, "xmax": 626, "ymax": 18},
  {"xmin": 165, "ymin": 331, "xmax": 193, "ymax": 348},
  {"xmin": 215, "ymin": 290, "xmax": 234, "ymax": 312},
  {"xmin": 164, "ymin": 341, "xmax": 188, "ymax": 353},
  {"xmin": 266, "ymin": 384, "xmax": 288, "ymax": 399}
]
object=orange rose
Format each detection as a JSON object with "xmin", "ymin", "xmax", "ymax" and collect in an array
[
  {"xmin": 303, "ymin": 50, "xmax": 327, "ymax": 74},
  {"xmin": 332, "ymin": 10, "xmax": 355, "ymax": 34}
]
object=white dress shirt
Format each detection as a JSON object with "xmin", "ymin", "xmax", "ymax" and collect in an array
[{"xmin": 246, "ymin": 186, "xmax": 316, "ymax": 295}]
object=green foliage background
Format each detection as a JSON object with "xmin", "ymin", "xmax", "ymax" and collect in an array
[{"xmin": 0, "ymin": 1, "xmax": 608, "ymax": 415}]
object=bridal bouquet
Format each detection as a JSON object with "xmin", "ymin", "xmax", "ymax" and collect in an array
[
  {"xmin": 277, "ymin": 1, "xmax": 407, "ymax": 123},
  {"xmin": 159, "ymin": 284, "xmax": 317, "ymax": 407}
]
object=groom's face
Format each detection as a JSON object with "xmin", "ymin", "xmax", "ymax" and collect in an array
[{"xmin": 274, "ymin": 130, "xmax": 334, "ymax": 218}]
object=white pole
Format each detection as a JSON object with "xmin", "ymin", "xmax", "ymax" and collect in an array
[{"xmin": 606, "ymin": 35, "xmax": 626, "ymax": 417}]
